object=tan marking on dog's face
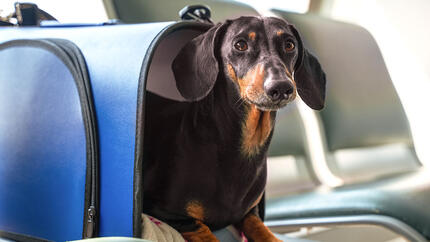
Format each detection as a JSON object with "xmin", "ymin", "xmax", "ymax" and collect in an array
[
  {"xmin": 285, "ymin": 67, "xmax": 297, "ymax": 101},
  {"xmin": 186, "ymin": 200, "xmax": 205, "ymax": 221},
  {"xmin": 227, "ymin": 64, "xmax": 237, "ymax": 82},
  {"xmin": 181, "ymin": 220, "xmax": 218, "ymax": 241},
  {"xmin": 241, "ymin": 105, "xmax": 272, "ymax": 157},
  {"xmin": 285, "ymin": 66, "xmax": 292, "ymax": 77},
  {"xmin": 237, "ymin": 64, "xmax": 265, "ymax": 103},
  {"xmin": 248, "ymin": 32, "xmax": 256, "ymax": 41},
  {"xmin": 276, "ymin": 30, "xmax": 284, "ymax": 36},
  {"xmin": 240, "ymin": 214, "xmax": 282, "ymax": 242}
]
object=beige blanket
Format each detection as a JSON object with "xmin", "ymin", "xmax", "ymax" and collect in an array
[
  {"xmin": 141, "ymin": 213, "xmax": 248, "ymax": 242},
  {"xmin": 141, "ymin": 214, "xmax": 185, "ymax": 242}
]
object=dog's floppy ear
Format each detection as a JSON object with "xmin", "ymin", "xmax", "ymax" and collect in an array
[
  {"xmin": 290, "ymin": 25, "xmax": 326, "ymax": 110},
  {"xmin": 172, "ymin": 22, "xmax": 228, "ymax": 101}
]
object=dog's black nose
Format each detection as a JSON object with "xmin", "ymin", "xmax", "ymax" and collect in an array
[{"xmin": 265, "ymin": 81, "xmax": 294, "ymax": 102}]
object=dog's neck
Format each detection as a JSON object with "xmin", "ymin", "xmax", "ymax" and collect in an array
[
  {"xmin": 240, "ymin": 104, "xmax": 274, "ymax": 158},
  {"xmin": 198, "ymin": 77, "xmax": 276, "ymax": 159}
]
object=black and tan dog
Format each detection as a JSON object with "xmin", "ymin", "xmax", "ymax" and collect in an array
[{"xmin": 143, "ymin": 16, "xmax": 326, "ymax": 241}]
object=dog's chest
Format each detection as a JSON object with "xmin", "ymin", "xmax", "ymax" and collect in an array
[
  {"xmin": 145, "ymin": 123, "xmax": 269, "ymax": 229},
  {"xmin": 170, "ymin": 145, "xmax": 268, "ymax": 229},
  {"xmin": 240, "ymin": 106, "xmax": 274, "ymax": 157}
]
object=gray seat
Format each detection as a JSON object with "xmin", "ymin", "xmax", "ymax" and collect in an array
[
  {"xmin": 283, "ymin": 12, "xmax": 420, "ymax": 183},
  {"xmin": 266, "ymin": 101, "xmax": 320, "ymax": 198},
  {"xmin": 265, "ymin": 10, "xmax": 430, "ymax": 241}
]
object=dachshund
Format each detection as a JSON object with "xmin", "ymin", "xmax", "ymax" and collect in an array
[{"xmin": 143, "ymin": 16, "xmax": 326, "ymax": 242}]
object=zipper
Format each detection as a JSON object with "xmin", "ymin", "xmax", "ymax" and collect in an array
[
  {"xmin": 43, "ymin": 39, "xmax": 99, "ymax": 239},
  {"xmin": 86, "ymin": 206, "xmax": 96, "ymax": 238}
]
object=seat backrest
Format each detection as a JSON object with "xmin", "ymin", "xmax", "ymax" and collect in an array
[
  {"xmin": 266, "ymin": 102, "xmax": 319, "ymax": 198},
  {"xmin": 273, "ymin": 11, "xmax": 420, "ymax": 183}
]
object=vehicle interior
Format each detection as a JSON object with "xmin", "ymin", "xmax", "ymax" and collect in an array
[{"xmin": 0, "ymin": 0, "xmax": 429, "ymax": 241}]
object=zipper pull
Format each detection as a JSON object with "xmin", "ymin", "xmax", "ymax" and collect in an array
[{"xmin": 86, "ymin": 206, "xmax": 96, "ymax": 238}]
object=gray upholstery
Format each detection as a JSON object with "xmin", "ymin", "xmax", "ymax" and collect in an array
[
  {"xmin": 281, "ymin": 13, "xmax": 413, "ymax": 151},
  {"xmin": 269, "ymin": 102, "xmax": 306, "ymax": 157},
  {"xmin": 265, "ymin": 168, "xmax": 430, "ymax": 240},
  {"xmin": 103, "ymin": 0, "xmax": 258, "ymax": 23},
  {"xmin": 274, "ymin": 11, "xmax": 421, "ymax": 182},
  {"xmin": 267, "ymin": 102, "xmax": 318, "ymax": 198}
]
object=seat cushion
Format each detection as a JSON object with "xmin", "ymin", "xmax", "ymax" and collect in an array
[{"xmin": 265, "ymin": 168, "xmax": 430, "ymax": 239}]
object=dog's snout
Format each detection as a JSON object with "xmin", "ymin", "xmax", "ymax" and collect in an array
[
  {"xmin": 261, "ymin": 59, "xmax": 295, "ymax": 102},
  {"xmin": 264, "ymin": 80, "xmax": 294, "ymax": 102}
]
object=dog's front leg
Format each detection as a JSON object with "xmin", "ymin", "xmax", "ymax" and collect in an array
[
  {"xmin": 236, "ymin": 208, "xmax": 281, "ymax": 242},
  {"xmin": 181, "ymin": 220, "xmax": 219, "ymax": 242}
]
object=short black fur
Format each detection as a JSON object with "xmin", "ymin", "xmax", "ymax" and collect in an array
[{"xmin": 142, "ymin": 16, "xmax": 326, "ymax": 236}]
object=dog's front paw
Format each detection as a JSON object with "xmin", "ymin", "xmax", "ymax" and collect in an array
[
  {"xmin": 239, "ymin": 213, "xmax": 282, "ymax": 242},
  {"xmin": 181, "ymin": 221, "xmax": 219, "ymax": 242}
]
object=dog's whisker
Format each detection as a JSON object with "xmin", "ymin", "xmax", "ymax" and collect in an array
[
  {"xmin": 234, "ymin": 97, "xmax": 242, "ymax": 106},
  {"xmin": 235, "ymin": 97, "xmax": 247, "ymax": 109}
]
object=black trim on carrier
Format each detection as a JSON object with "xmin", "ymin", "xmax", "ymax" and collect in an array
[
  {"xmin": 0, "ymin": 39, "xmax": 99, "ymax": 239},
  {"xmin": 133, "ymin": 21, "xmax": 212, "ymax": 237}
]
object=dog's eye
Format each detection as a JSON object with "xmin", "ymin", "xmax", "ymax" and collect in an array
[
  {"xmin": 285, "ymin": 41, "xmax": 295, "ymax": 52},
  {"xmin": 234, "ymin": 40, "xmax": 248, "ymax": 51}
]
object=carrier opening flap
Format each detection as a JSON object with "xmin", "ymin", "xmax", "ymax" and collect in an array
[
  {"xmin": 145, "ymin": 28, "xmax": 206, "ymax": 101},
  {"xmin": 0, "ymin": 39, "xmax": 98, "ymax": 241}
]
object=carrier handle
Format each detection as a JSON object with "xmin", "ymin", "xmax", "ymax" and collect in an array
[
  {"xmin": 179, "ymin": 5, "xmax": 213, "ymax": 24},
  {"xmin": 1, "ymin": 2, "xmax": 57, "ymax": 26}
]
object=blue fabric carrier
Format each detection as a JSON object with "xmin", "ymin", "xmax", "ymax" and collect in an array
[{"xmin": 0, "ymin": 21, "xmax": 209, "ymax": 241}]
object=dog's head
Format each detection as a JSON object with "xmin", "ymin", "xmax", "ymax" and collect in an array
[{"xmin": 172, "ymin": 16, "xmax": 326, "ymax": 110}]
